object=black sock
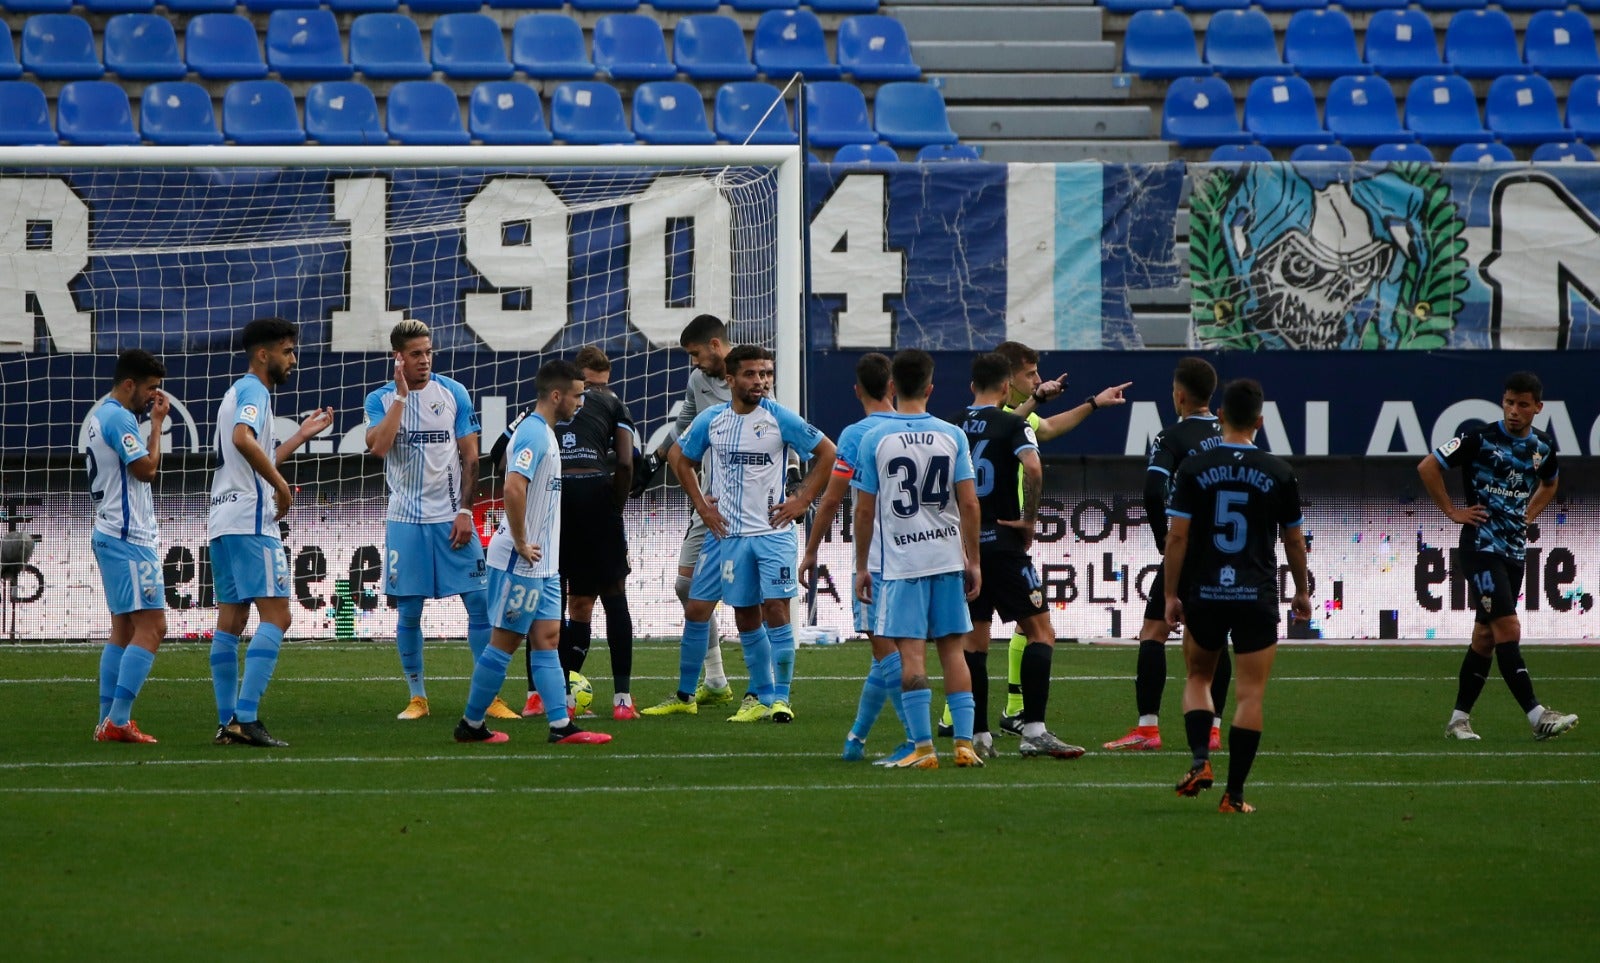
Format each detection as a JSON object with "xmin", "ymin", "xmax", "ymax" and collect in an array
[
  {"xmin": 524, "ymin": 640, "xmax": 536, "ymax": 691},
  {"xmin": 1134, "ymin": 638, "xmax": 1166, "ymax": 718},
  {"xmin": 1226, "ymin": 726, "xmax": 1262, "ymax": 800},
  {"xmin": 1495, "ymin": 640, "xmax": 1540, "ymax": 714},
  {"xmin": 602, "ymin": 591, "xmax": 633, "ymax": 694},
  {"xmin": 1021, "ymin": 642, "xmax": 1053, "ymax": 725},
  {"xmin": 1455, "ymin": 648, "xmax": 1494, "ymax": 713},
  {"xmin": 558, "ymin": 620, "xmax": 592, "ymax": 677},
  {"xmin": 1185, "ymin": 709, "xmax": 1213, "ymax": 763},
  {"xmin": 1211, "ymin": 647, "xmax": 1232, "ymax": 722},
  {"xmin": 964, "ymin": 650, "xmax": 989, "ymax": 734}
]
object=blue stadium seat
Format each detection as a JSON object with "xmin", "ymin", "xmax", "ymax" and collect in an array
[
  {"xmin": 1485, "ymin": 74, "xmax": 1571, "ymax": 145},
  {"xmin": 632, "ymin": 80, "xmax": 717, "ymax": 144},
  {"xmin": 833, "ymin": 142, "xmax": 899, "ymax": 164},
  {"xmin": 1340, "ymin": 0, "xmax": 1406, "ymax": 9},
  {"xmin": 186, "ymin": 14, "xmax": 269, "ymax": 81},
  {"xmin": 431, "ymin": 13, "xmax": 515, "ymax": 80},
  {"xmin": 1256, "ymin": 0, "xmax": 1324, "ymax": 11},
  {"xmin": 57, "ymin": 80, "xmax": 140, "ymax": 145},
  {"xmin": 329, "ymin": 0, "xmax": 401, "ymax": 11},
  {"xmin": 1566, "ymin": 74, "xmax": 1600, "ymax": 143},
  {"xmin": 406, "ymin": 0, "xmax": 484, "ymax": 11},
  {"xmin": 1244, "ymin": 75, "xmax": 1333, "ymax": 146},
  {"xmin": 1204, "ymin": 10, "xmax": 1289, "ymax": 78},
  {"xmin": 917, "ymin": 143, "xmax": 982, "ymax": 161},
  {"xmin": 674, "ymin": 15, "xmax": 758, "ymax": 82},
  {"xmin": 1371, "ymin": 141, "xmax": 1435, "ymax": 162},
  {"xmin": 1498, "ymin": 0, "xmax": 1564, "ymax": 11},
  {"xmin": 550, "ymin": 80, "xmax": 634, "ymax": 144},
  {"xmin": 809, "ymin": 0, "xmax": 879, "ymax": 11},
  {"xmin": 715, "ymin": 80, "xmax": 798, "ymax": 144},
  {"xmin": 1121, "ymin": 10, "xmax": 1205, "ymax": 80},
  {"xmin": 84, "ymin": 0, "xmax": 158, "ymax": 14},
  {"xmin": 1282, "ymin": 10, "xmax": 1366, "ymax": 80},
  {"xmin": 1162, "ymin": 75, "xmax": 1247, "ymax": 147},
  {"xmin": 1365, "ymin": 10, "xmax": 1444, "ymax": 79},
  {"xmin": 305, "ymin": 81, "xmax": 387, "ymax": 145},
  {"xmin": 1207, "ymin": 143, "xmax": 1273, "ymax": 162},
  {"xmin": 140, "ymin": 81, "xmax": 224, "ymax": 145},
  {"xmin": 1404, "ymin": 74, "xmax": 1488, "ymax": 145},
  {"xmin": 511, "ymin": 14, "xmax": 594, "ymax": 80},
  {"xmin": 729, "ymin": 0, "xmax": 800, "ymax": 10},
  {"xmin": 0, "ymin": 81, "xmax": 55, "ymax": 144},
  {"xmin": 5, "ymin": 0, "xmax": 72, "ymax": 10},
  {"xmin": 803, "ymin": 81, "xmax": 876, "ymax": 147},
  {"xmin": 753, "ymin": 10, "xmax": 842, "ymax": 81},
  {"xmin": 1419, "ymin": 0, "xmax": 1486, "ymax": 10},
  {"xmin": 593, "ymin": 14, "xmax": 676, "ymax": 82},
  {"xmin": 1448, "ymin": 141, "xmax": 1512, "ymax": 163},
  {"xmin": 165, "ymin": 0, "xmax": 238, "ymax": 12},
  {"xmin": 872, "ymin": 81, "xmax": 957, "ymax": 148},
  {"xmin": 485, "ymin": 0, "xmax": 563, "ymax": 5},
  {"xmin": 21, "ymin": 15, "xmax": 105, "ymax": 80},
  {"xmin": 1325, "ymin": 75, "xmax": 1409, "ymax": 146},
  {"xmin": 350, "ymin": 14, "xmax": 432, "ymax": 80},
  {"xmin": 1101, "ymin": 0, "xmax": 1174, "ymax": 10},
  {"xmin": 469, "ymin": 81, "xmax": 553, "ymax": 144},
  {"xmin": 1176, "ymin": 0, "xmax": 1248, "ymax": 12},
  {"xmin": 1523, "ymin": 11, "xmax": 1600, "ymax": 79},
  {"xmin": 103, "ymin": 14, "xmax": 185, "ymax": 81},
  {"xmin": 0, "ymin": 25, "xmax": 22, "ymax": 81},
  {"xmin": 1444, "ymin": 10, "xmax": 1523, "ymax": 79},
  {"xmin": 1291, "ymin": 142, "xmax": 1354, "ymax": 162},
  {"xmin": 266, "ymin": 10, "xmax": 354, "ymax": 81},
  {"xmin": 242, "ymin": 0, "xmax": 319, "ymax": 11},
  {"xmin": 835, "ymin": 15, "xmax": 921, "ymax": 82},
  {"xmin": 222, "ymin": 79, "xmax": 306, "ymax": 144},
  {"xmin": 571, "ymin": 0, "xmax": 641, "ymax": 10},
  {"xmin": 652, "ymin": 0, "xmax": 720, "ymax": 10},
  {"xmin": 387, "ymin": 80, "xmax": 470, "ymax": 145},
  {"xmin": 1532, "ymin": 141, "xmax": 1596, "ymax": 163},
  {"xmin": 1577, "ymin": 0, "xmax": 1600, "ymax": 12}
]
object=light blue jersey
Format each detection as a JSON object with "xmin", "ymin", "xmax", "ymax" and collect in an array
[
  {"xmin": 679, "ymin": 397, "xmax": 823, "ymax": 539},
  {"xmin": 486, "ymin": 412, "xmax": 561, "ymax": 578},
  {"xmin": 364, "ymin": 374, "xmax": 478, "ymax": 524},
  {"xmin": 832, "ymin": 411, "xmax": 896, "ymax": 572},
  {"xmin": 852, "ymin": 413, "xmax": 975, "ymax": 581},
  {"xmin": 85, "ymin": 399, "xmax": 158, "ymax": 548},
  {"xmin": 209, "ymin": 373, "xmax": 277, "ymax": 540}
]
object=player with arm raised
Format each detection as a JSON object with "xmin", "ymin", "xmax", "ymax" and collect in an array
[
  {"xmin": 209, "ymin": 318, "xmax": 334, "ymax": 748},
  {"xmin": 87, "ymin": 349, "xmax": 170, "ymax": 744}
]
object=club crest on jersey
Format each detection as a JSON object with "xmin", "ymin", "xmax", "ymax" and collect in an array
[
  {"xmin": 514, "ymin": 449, "xmax": 534, "ymax": 471},
  {"xmin": 1532, "ymin": 451, "xmax": 1543, "ymax": 469},
  {"xmin": 120, "ymin": 432, "xmax": 140, "ymax": 454},
  {"xmin": 562, "ymin": 432, "xmax": 576, "ymax": 448},
  {"xmin": 240, "ymin": 404, "xmax": 259, "ymax": 423},
  {"xmin": 429, "ymin": 399, "xmax": 445, "ymax": 416},
  {"xmin": 752, "ymin": 422, "xmax": 769, "ymax": 438},
  {"xmin": 1219, "ymin": 565, "xmax": 1237, "ymax": 587},
  {"xmin": 1029, "ymin": 589, "xmax": 1043, "ymax": 608}
]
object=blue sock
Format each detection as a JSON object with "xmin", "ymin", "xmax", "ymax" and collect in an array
[
  {"xmin": 209, "ymin": 631, "xmax": 240, "ymax": 726},
  {"xmin": 98, "ymin": 644, "xmax": 124, "ymax": 721},
  {"xmin": 739, "ymin": 626, "xmax": 775, "ymax": 706},
  {"xmin": 677, "ymin": 620, "xmax": 711, "ymax": 698},
  {"xmin": 948, "ymin": 690, "xmax": 976, "ymax": 742},
  {"xmin": 880, "ymin": 650, "xmax": 911, "ymax": 740},
  {"xmin": 233, "ymin": 624, "xmax": 284, "ymax": 724},
  {"xmin": 903, "ymin": 688, "xmax": 934, "ymax": 745},
  {"xmin": 462, "ymin": 590, "xmax": 490, "ymax": 662},
  {"xmin": 109, "ymin": 646, "xmax": 156, "ymax": 727},
  {"xmin": 769, "ymin": 623, "xmax": 795, "ymax": 702},
  {"xmin": 463, "ymin": 646, "xmax": 513, "ymax": 725},
  {"xmin": 395, "ymin": 596, "xmax": 426, "ymax": 699},
  {"xmin": 531, "ymin": 648, "xmax": 569, "ymax": 727},
  {"xmin": 849, "ymin": 657, "xmax": 890, "ymax": 742}
]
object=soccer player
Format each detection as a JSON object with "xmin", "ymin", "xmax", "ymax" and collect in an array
[
  {"xmin": 645, "ymin": 344, "xmax": 834, "ymax": 722},
  {"xmin": 209, "ymin": 318, "xmax": 334, "ymax": 748},
  {"xmin": 957, "ymin": 352, "xmax": 1085, "ymax": 761},
  {"xmin": 455, "ymin": 360, "xmax": 610, "ymax": 746},
  {"xmin": 364, "ymin": 319, "xmax": 503, "ymax": 722},
  {"xmin": 1164, "ymin": 379, "xmax": 1310, "ymax": 814},
  {"xmin": 1105, "ymin": 357, "xmax": 1232, "ymax": 753},
  {"xmin": 87, "ymin": 349, "xmax": 170, "ymax": 744},
  {"xmin": 1419, "ymin": 371, "xmax": 1578, "ymax": 742},
  {"xmin": 853, "ymin": 349, "xmax": 983, "ymax": 770}
]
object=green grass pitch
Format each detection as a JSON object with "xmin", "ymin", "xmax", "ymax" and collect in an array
[{"xmin": 2, "ymin": 641, "xmax": 1595, "ymax": 959}]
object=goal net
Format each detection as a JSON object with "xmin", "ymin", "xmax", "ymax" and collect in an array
[{"xmin": 0, "ymin": 145, "xmax": 802, "ymax": 642}]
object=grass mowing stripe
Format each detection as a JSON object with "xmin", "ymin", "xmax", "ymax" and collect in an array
[{"xmin": 8, "ymin": 674, "xmax": 1598, "ymax": 684}]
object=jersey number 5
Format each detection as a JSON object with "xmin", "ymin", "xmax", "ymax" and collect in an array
[
  {"xmin": 1213, "ymin": 491, "xmax": 1249, "ymax": 554},
  {"xmin": 886, "ymin": 455, "xmax": 951, "ymax": 518}
]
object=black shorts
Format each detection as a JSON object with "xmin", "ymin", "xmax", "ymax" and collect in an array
[
  {"xmin": 559, "ymin": 473, "xmax": 629, "ymax": 596},
  {"xmin": 1466, "ymin": 552, "xmax": 1523, "ymax": 625},
  {"xmin": 1184, "ymin": 604, "xmax": 1279, "ymax": 656},
  {"xmin": 1144, "ymin": 565, "xmax": 1168, "ymax": 623},
  {"xmin": 968, "ymin": 550, "xmax": 1049, "ymax": 625}
]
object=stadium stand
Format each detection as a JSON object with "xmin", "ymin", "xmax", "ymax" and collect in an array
[
  {"xmin": 1325, "ymin": 75, "xmax": 1411, "ymax": 147},
  {"xmin": 56, "ymin": 80, "xmax": 141, "ymax": 145},
  {"xmin": 753, "ymin": 10, "xmax": 843, "ymax": 81},
  {"xmin": 103, "ymin": 14, "xmax": 186, "ymax": 81},
  {"xmin": 1523, "ymin": 10, "xmax": 1600, "ymax": 79},
  {"xmin": 835, "ymin": 14, "xmax": 921, "ymax": 82},
  {"xmin": 511, "ymin": 14, "xmax": 596, "ymax": 80},
  {"xmin": 573, "ymin": 0, "xmax": 644, "ymax": 10},
  {"xmin": 0, "ymin": 24, "xmax": 19, "ymax": 81},
  {"xmin": 1364, "ymin": 9, "xmax": 1446, "ymax": 79},
  {"xmin": 6, "ymin": 0, "xmax": 73, "ymax": 10},
  {"xmin": 185, "ymin": 14, "xmax": 269, "ymax": 81},
  {"xmin": 0, "ymin": 81, "xmax": 55, "ymax": 145},
  {"xmin": 265, "ymin": 9, "xmax": 354, "ymax": 81},
  {"xmin": 1370, "ymin": 141, "xmax": 1435, "ymax": 161},
  {"xmin": 1244, "ymin": 75, "xmax": 1333, "ymax": 146},
  {"xmin": 714, "ymin": 80, "xmax": 799, "ymax": 144},
  {"xmin": 1567, "ymin": 75, "xmax": 1600, "ymax": 143},
  {"xmin": 917, "ymin": 143, "xmax": 982, "ymax": 161},
  {"xmin": 407, "ymin": 0, "xmax": 484, "ymax": 12},
  {"xmin": 1281, "ymin": 9, "xmax": 1367, "ymax": 79},
  {"xmin": 1404, "ymin": 74, "xmax": 1489, "ymax": 145},
  {"xmin": 673, "ymin": 14, "xmax": 757, "ymax": 81},
  {"xmin": 168, "ymin": 0, "xmax": 243, "ymax": 10},
  {"xmin": 386, "ymin": 79, "xmax": 472, "ymax": 145},
  {"xmin": 139, "ymin": 80, "xmax": 225, "ymax": 145},
  {"xmin": 833, "ymin": 142, "xmax": 900, "ymax": 163},
  {"xmin": 1449, "ymin": 140, "xmax": 1513, "ymax": 162},
  {"xmin": 631, "ymin": 80, "xmax": 718, "ymax": 144},
  {"xmin": 430, "ymin": 13, "xmax": 515, "ymax": 80},
  {"xmin": 1161, "ymin": 75, "xmax": 1247, "ymax": 147},
  {"xmin": 20, "ymin": 14, "xmax": 104, "ymax": 80},
  {"xmin": 1484, "ymin": 73, "xmax": 1572, "ymax": 145},
  {"xmin": 1290, "ymin": 142, "xmax": 1355, "ymax": 162},
  {"xmin": 349, "ymin": 14, "xmax": 432, "ymax": 80},
  {"xmin": 84, "ymin": 0, "xmax": 158, "ymax": 12},
  {"xmin": 329, "ymin": 0, "xmax": 401, "ymax": 10},
  {"xmin": 550, "ymin": 80, "xmax": 634, "ymax": 144},
  {"xmin": 1207, "ymin": 143, "xmax": 1273, "ymax": 162},
  {"xmin": 304, "ymin": 80, "xmax": 387, "ymax": 145},
  {"xmin": 468, "ymin": 80, "xmax": 554, "ymax": 144},
  {"xmin": 1443, "ymin": 10, "xmax": 1524, "ymax": 79},
  {"xmin": 1203, "ymin": 9, "xmax": 1289, "ymax": 78},
  {"xmin": 593, "ymin": 14, "xmax": 677, "ymax": 81},
  {"xmin": 221, "ymin": 79, "xmax": 306, "ymax": 144},
  {"xmin": 1531, "ymin": 141, "xmax": 1597, "ymax": 163},
  {"xmin": 1121, "ymin": 9, "xmax": 1206, "ymax": 80},
  {"xmin": 873, "ymin": 81, "xmax": 958, "ymax": 147},
  {"xmin": 804, "ymin": 81, "xmax": 878, "ymax": 148},
  {"xmin": 652, "ymin": 0, "xmax": 721, "ymax": 10}
]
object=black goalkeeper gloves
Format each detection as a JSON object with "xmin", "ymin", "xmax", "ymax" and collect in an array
[{"xmin": 630, "ymin": 450, "xmax": 664, "ymax": 498}]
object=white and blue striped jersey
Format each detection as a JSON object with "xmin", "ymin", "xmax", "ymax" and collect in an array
[
  {"xmin": 487, "ymin": 412, "xmax": 561, "ymax": 578},
  {"xmin": 208, "ymin": 373, "xmax": 278, "ymax": 540},
  {"xmin": 832, "ymin": 411, "xmax": 897, "ymax": 572},
  {"xmin": 679, "ymin": 398, "xmax": 824, "ymax": 539},
  {"xmin": 85, "ymin": 398, "xmax": 158, "ymax": 549},
  {"xmin": 364, "ymin": 374, "xmax": 479, "ymax": 524},
  {"xmin": 852, "ymin": 413, "xmax": 976, "ymax": 581}
]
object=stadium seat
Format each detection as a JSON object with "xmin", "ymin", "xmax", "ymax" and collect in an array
[
  {"xmin": 1325, "ymin": 75, "xmax": 1410, "ymax": 146},
  {"xmin": 0, "ymin": 81, "xmax": 55, "ymax": 145},
  {"xmin": 810, "ymin": 0, "xmax": 879, "ymax": 11},
  {"xmin": 1523, "ymin": 11, "xmax": 1600, "ymax": 79},
  {"xmin": 20, "ymin": 15, "xmax": 105, "ymax": 81},
  {"xmin": 1498, "ymin": 0, "xmax": 1564, "ymax": 11},
  {"xmin": 714, "ymin": 80, "xmax": 798, "ymax": 144},
  {"xmin": 1444, "ymin": 10, "xmax": 1523, "ymax": 79},
  {"xmin": 1485, "ymin": 74, "xmax": 1571, "ymax": 145},
  {"xmin": 1404, "ymin": 74, "xmax": 1488, "ymax": 145},
  {"xmin": 1256, "ymin": 0, "xmax": 1323, "ymax": 11},
  {"xmin": 165, "ymin": 0, "xmax": 239, "ymax": 11},
  {"xmin": 139, "ymin": 80, "xmax": 224, "ymax": 145},
  {"xmin": 1290, "ymin": 143, "xmax": 1354, "ymax": 162},
  {"xmin": 873, "ymin": 82, "xmax": 957, "ymax": 148},
  {"xmin": 387, "ymin": 80, "xmax": 470, "ymax": 145},
  {"xmin": 350, "ymin": 15, "xmax": 432, "ymax": 80},
  {"xmin": 222, "ymin": 79, "xmax": 306, "ymax": 145},
  {"xmin": 186, "ymin": 14, "xmax": 269, "ymax": 81},
  {"xmin": 1532, "ymin": 141, "xmax": 1596, "ymax": 163},
  {"xmin": 674, "ymin": 15, "xmax": 758, "ymax": 82},
  {"xmin": 729, "ymin": 0, "xmax": 801, "ymax": 10},
  {"xmin": 1244, "ymin": 75, "xmax": 1333, "ymax": 146},
  {"xmin": 329, "ymin": 0, "xmax": 401, "ymax": 11},
  {"xmin": 431, "ymin": 13, "xmax": 515, "ymax": 80},
  {"xmin": 242, "ymin": 0, "xmax": 320, "ymax": 11},
  {"xmin": 84, "ymin": 0, "xmax": 156, "ymax": 9},
  {"xmin": 632, "ymin": 80, "xmax": 717, "ymax": 144},
  {"xmin": 651, "ymin": 0, "xmax": 720, "ymax": 10},
  {"xmin": 1176, "ymin": 0, "xmax": 1248, "ymax": 12},
  {"xmin": 1120, "ymin": 10, "xmax": 1206, "ymax": 80},
  {"xmin": 7, "ymin": 0, "xmax": 72, "ymax": 9},
  {"xmin": 832, "ymin": 142, "xmax": 900, "ymax": 164},
  {"xmin": 1207, "ymin": 143, "xmax": 1273, "ymax": 162},
  {"xmin": 103, "ymin": 14, "xmax": 185, "ymax": 81},
  {"xmin": 469, "ymin": 81, "xmax": 554, "ymax": 144},
  {"xmin": 1282, "ymin": 10, "xmax": 1366, "ymax": 79},
  {"xmin": 511, "ymin": 14, "xmax": 595, "ymax": 80},
  {"xmin": 572, "ymin": 0, "xmax": 642, "ymax": 10},
  {"xmin": 803, "ymin": 81, "xmax": 876, "ymax": 147},
  {"xmin": 753, "ymin": 10, "xmax": 842, "ymax": 81},
  {"xmin": 1371, "ymin": 141, "xmax": 1435, "ymax": 162},
  {"xmin": 1100, "ymin": 0, "xmax": 1175, "ymax": 11},
  {"xmin": 592, "ymin": 14, "xmax": 676, "ymax": 82},
  {"xmin": 836, "ymin": 16, "xmax": 921, "ymax": 83},
  {"xmin": 1448, "ymin": 141, "xmax": 1512, "ymax": 163},
  {"xmin": 1365, "ymin": 10, "xmax": 1445, "ymax": 79},
  {"xmin": 305, "ymin": 81, "xmax": 387, "ymax": 145},
  {"xmin": 1204, "ymin": 9, "xmax": 1289, "ymax": 78},
  {"xmin": 550, "ymin": 80, "xmax": 634, "ymax": 144},
  {"xmin": 266, "ymin": 9, "xmax": 354, "ymax": 81},
  {"xmin": 0, "ymin": 25, "xmax": 22, "ymax": 81},
  {"xmin": 406, "ymin": 0, "xmax": 483, "ymax": 11},
  {"xmin": 917, "ymin": 143, "xmax": 982, "ymax": 161},
  {"xmin": 56, "ymin": 80, "xmax": 140, "ymax": 145},
  {"xmin": 1161, "ymin": 75, "xmax": 1248, "ymax": 147},
  {"xmin": 1566, "ymin": 74, "xmax": 1600, "ymax": 142},
  {"xmin": 1420, "ymin": 0, "xmax": 1487, "ymax": 10},
  {"xmin": 1340, "ymin": 0, "xmax": 1406, "ymax": 9}
]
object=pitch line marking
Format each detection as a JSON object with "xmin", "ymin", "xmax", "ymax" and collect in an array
[{"xmin": 6, "ymin": 674, "xmax": 1599, "ymax": 685}]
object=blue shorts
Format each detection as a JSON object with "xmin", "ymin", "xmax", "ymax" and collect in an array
[
  {"xmin": 211, "ymin": 534, "xmax": 290, "ymax": 605},
  {"xmin": 692, "ymin": 531, "xmax": 798, "ymax": 608},
  {"xmin": 852, "ymin": 569, "xmax": 882, "ymax": 635},
  {"xmin": 92, "ymin": 531, "xmax": 164, "ymax": 615},
  {"xmin": 875, "ymin": 572, "xmax": 973, "ymax": 641},
  {"xmin": 487, "ymin": 569, "xmax": 562, "ymax": 634},
  {"xmin": 383, "ymin": 520, "xmax": 488, "ymax": 599},
  {"xmin": 688, "ymin": 531, "xmax": 724, "ymax": 603}
]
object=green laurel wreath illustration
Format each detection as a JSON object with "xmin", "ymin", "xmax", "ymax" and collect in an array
[{"xmin": 1190, "ymin": 168, "xmax": 1257, "ymax": 350}]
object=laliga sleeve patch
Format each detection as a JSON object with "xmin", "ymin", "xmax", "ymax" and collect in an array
[
  {"xmin": 240, "ymin": 404, "xmax": 260, "ymax": 423},
  {"xmin": 1024, "ymin": 426, "xmax": 1039, "ymax": 446},
  {"xmin": 1438, "ymin": 437, "xmax": 1461, "ymax": 458},
  {"xmin": 121, "ymin": 432, "xmax": 141, "ymax": 454},
  {"xmin": 514, "ymin": 448, "xmax": 534, "ymax": 471}
]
